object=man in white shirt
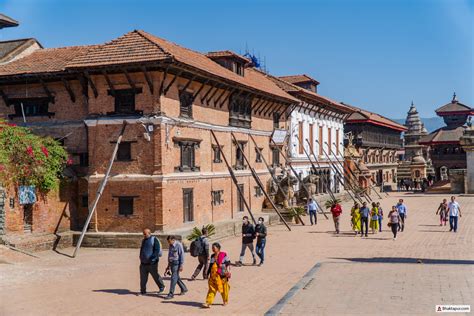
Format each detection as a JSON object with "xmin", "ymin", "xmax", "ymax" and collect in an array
[{"xmin": 447, "ymin": 196, "xmax": 462, "ymax": 233}]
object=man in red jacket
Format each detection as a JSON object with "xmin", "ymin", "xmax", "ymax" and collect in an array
[{"xmin": 330, "ymin": 203, "xmax": 343, "ymax": 234}]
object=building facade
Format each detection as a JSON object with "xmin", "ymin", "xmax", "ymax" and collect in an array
[
  {"xmin": 343, "ymin": 105, "xmax": 407, "ymax": 189},
  {"xmin": 0, "ymin": 30, "xmax": 297, "ymax": 234}
]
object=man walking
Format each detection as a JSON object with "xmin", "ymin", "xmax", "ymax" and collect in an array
[
  {"xmin": 190, "ymin": 227, "xmax": 210, "ymax": 280},
  {"xmin": 396, "ymin": 199, "xmax": 407, "ymax": 232},
  {"xmin": 236, "ymin": 216, "xmax": 256, "ymax": 266},
  {"xmin": 360, "ymin": 201, "xmax": 370, "ymax": 237},
  {"xmin": 330, "ymin": 201, "xmax": 343, "ymax": 234},
  {"xmin": 448, "ymin": 196, "xmax": 462, "ymax": 233},
  {"xmin": 164, "ymin": 235, "xmax": 188, "ymax": 299},
  {"xmin": 307, "ymin": 198, "xmax": 318, "ymax": 225},
  {"xmin": 255, "ymin": 217, "xmax": 267, "ymax": 266},
  {"xmin": 139, "ymin": 229, "xmax": 165, "ymax": 295}
]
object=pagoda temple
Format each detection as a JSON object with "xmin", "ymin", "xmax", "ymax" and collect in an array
[{"xmin": 420, "ymin": 94, "xmax": 473, "ymax": 180}]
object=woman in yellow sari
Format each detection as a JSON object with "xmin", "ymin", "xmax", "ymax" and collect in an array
[
  {"xmin": 202, "ymin": 242, "xmax": 231, "ymax": 308},
  {"xmin": 351, "ymin": 203, "xmax": 361, "ymax": 235},
  {"xmin": 370, "ymin": 202, "xmax": 379, "ymax": 234}
]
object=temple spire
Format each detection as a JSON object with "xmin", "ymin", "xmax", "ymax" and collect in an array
[{"xmin": 452, "ymin": 92, "xmax": 458, "ymax": 103}]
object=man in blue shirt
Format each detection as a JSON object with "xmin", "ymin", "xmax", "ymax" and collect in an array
[
  {"xmin": 359, "ymin": 201, "xmax": 370, "ymax": 237},
  {"xmin": 139, "ymin": 228, "xmax": 165, "ymax": 295},
  {"xmin": 307, "ymin": 198, "xmax": 318, "ymax": 225},
  {"xmin": 396, "ymin": 199, "xmax": 407, "ymax": 232},
  {"xmin": 164, "ymin": 235, "xmax": 188, "ymax": 299}
]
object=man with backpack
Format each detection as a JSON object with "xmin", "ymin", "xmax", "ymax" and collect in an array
[
  {"xmin": 139, "ymin": 228, "xmax": 165, "ymax": 295},
  {"xmin": 236, "ymin": 216, "xmax": 256, "ymax": 266},
  {"xmin": 190, "ymin": 227, "xmax": 210, "ymax": 280}
]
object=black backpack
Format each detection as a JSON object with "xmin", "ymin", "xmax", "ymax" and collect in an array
[{"xmin": 190, "ymin": 237, "xmax": 204, "ymax": 257}]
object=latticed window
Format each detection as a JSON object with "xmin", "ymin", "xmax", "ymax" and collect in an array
[
  {"xmin": 211, "ymin": 190, "xmax": 224, "ymax": 206},
  {"xmin": 113, "ymin": 89, "xmax": 141, "ymax": 114},
  {"xmin": 179, "ymin": 90, "xmax": 193, "ymax": 118},
  {"xmin": 229, "ymin": 93, "xmax": 252, "ymax": 128},
  {"xmin": 10, "ymin": 98, "xmax": 52, "ymax": 118},
  {"xmin": 174, "ymin": 139, "xmax": 200, "ymax": 172}
]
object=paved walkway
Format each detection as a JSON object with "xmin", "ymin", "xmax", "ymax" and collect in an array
[{"xmin": 0, "ymin": 193, "xmax": 472, "ymax": 315}]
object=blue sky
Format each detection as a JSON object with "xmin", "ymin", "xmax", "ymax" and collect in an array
[{"xmin": 1, "ymin": 0, "xmax": 472, "ymax": 119}]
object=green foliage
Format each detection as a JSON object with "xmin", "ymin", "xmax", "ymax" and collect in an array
[
  {"xmin": 186, "ymin": 224, "xmax": 216, "ymax": 241},
  {"xmin": 325, "ymin": 198, "xmax": 342, "ymax": 209},
  {"xmin": 0, "ymin": 121, "xmax": 68, "ymax": 196},
  {"xmin": 288, "ymin": 206, "xmax": 306, "ymax": 219}
]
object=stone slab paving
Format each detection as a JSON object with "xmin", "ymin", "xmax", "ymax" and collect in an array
[{"xmin": 0, "ymin": 193, "xmax": 472, "ymax": 315}]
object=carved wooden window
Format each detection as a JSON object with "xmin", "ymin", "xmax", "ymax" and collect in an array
[
  {"xmin": 112, "ymin": 88, "xmax": 142, "ymax": 114},
  {"xmin": 273, "ymin": 112, "xmax": 280, "ymax": 129},
  {"xmin": 211, "ymin": 190, "xmax": 224, "ymax": 206},
  {"xmin": 271, "ymin": 147, "xmax": 280, "ymax": 167},
  {"xmin": 255, "ymin": 147, "xmax": 263, "ymax": 163},
  {"xmin": 10, "ymin": 98, "xmax": 53, "ymax": 118},
  {"xmin": 174, "ymin": 139, "xmax": 200, "ymax": 172},
  {"xmin": 117, "ymin": 142, "xmax": 132, "ymax": 161},
  {"xmin": 229, "ymin": 93, "xmax": 252, "ymax": 128},
  {"xmin": 234, "ymin": 141, "xmax": 247, "ymax": 170},
  {"xmin": 179, "ymin": 90, "xmax": 193, "ymax": 118},
  {"xmin": 212, "ymin": 145, "xmax": 222, "ymax": 163},
  {"xmin": 118, "ymin": 197, "xmax": 134, "ymax": 216}
]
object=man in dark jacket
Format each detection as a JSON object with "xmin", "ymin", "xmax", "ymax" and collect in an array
[
  {"xmin": 190, "ymin": 227, "xmax": 210, "ymax": 280},
  {"xmin": 139, "ymin": 228, "xmax": 165, "ymax": 295},
  {"xmin": 255, "ymin": 217, "xmax": 267, "ymax": 266},
  {"xmin": 236, "ymin": 216, "xmax": 256, "ymax": 266}
]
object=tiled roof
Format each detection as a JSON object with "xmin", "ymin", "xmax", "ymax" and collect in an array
[
  {"xmin": 67, "ymin": 31, "xmax": 171, "ymax": 68},
  {"xmin": 343, "ymin": 103, "xmax": 407, "ymax": 131},
  {"xmin": 206, "ymin": 50, "xmax": 250, "ymax": 64},
  {"xmin": 436, "ymin": 100, "xmax": 473, "ymax": 115},
  {"xmin": 0, "ymin": 38, "xmax": 41, "ymax": 63},
  {"xmin": 270, "ymin": 74, "xmax": 352, "ymax": 113},
  {"xmin": 279, "ymin": 74, "xmax": 320, "ymax": 85},
  {"xmin": 419, "ymin": 126, "xmax": 466, "ymax": 144},
  {"xmin": 0, "ymin": 45, "xmax": 96, "ymax": 76},
  {"xmin": 0, "ymin": 14, "xmax": 19, "ymax": 28}
]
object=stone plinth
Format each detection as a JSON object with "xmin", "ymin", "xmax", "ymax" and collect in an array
[
  {"xmin": 460, "ymin": 127, "xmax": 474, "ymax": 193},
  {"xmin": 449, "ymin": 169, "xmax": 466, "ymax": 193}
]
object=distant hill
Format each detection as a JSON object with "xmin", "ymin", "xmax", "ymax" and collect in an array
[{"xmin": 393, "ymin": 117, "xmax": 444, "ymax": 133}]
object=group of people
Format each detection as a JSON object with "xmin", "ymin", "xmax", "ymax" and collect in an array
[
  {"xmin": 138, "ymin": 216, "xmax": 268, "ymax": 308},
  {"xmin": 397, "ymin": 177, "xmax": 432, "ymax": 192},
  {"xmin": 436, "ymin": 196, "xmax": 462, "ymax": 232}
]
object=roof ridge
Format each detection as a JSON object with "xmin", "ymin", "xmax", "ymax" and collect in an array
[{"xmin": 134, "ymin": 30, "xmax": 173, "ymax": 59}]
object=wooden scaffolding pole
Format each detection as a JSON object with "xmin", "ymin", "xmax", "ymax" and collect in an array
[
  {"xmin": 73, "ymin": 121, "xmax": 128, "ymax": 258},
  {"xmin": 230, "ymin": 132, "xmax": 291, "ymax": 231}
]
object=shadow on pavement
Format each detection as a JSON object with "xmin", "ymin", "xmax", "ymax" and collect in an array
[
  {"xmin": 330, "ymin": 257, "xmax": 474, "ymax": 265},
  {"xmin": 161, "ymin": 300, "xmax": 204, "ymax": 307},
  {"xmin": 53, "ymin": 249, "xmax": 74, "ymax": 258},
  {"xmin": 93, "ymin": 289, "xmax": 140, "ymax": 296}
]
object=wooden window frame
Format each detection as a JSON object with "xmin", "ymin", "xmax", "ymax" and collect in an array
[
  {"xmin": 179, "ymin": 90, "xmax": 193, "ymax": 118},
  {"xmin": 309, "ymin": 123, "xmax": 314, "ymax": 153},
  {"xmin": 298, "ymin": 121, "xmax": 304, "ymax": 154},
  {"xmin": 255, "ymin": 147, "xmax": 263, "ymax": 163},
  {"xmin": 109, "ymin": 88, "xmax": 143, "ymax": 115},
  {"xmin": 174, "ymin": 139, "xmax": 201, "ymax": 172},
  {"xmin": 212, "ymin": 145, "xmax": 222, "ymax": 163},
  {"xmin": 318, "ymin": 126, "xmax": 323, "ymax": 156},
  {"xmin": 211, "ymin": 190, "xmax": 224, "ymax": 206},
  {"xmin": 183, "ymin": 188, "xmax": 194, "ymax": 223},
  {"xmin": 327, "ymin": 127, "xmax": 332, "ymax": 155},
  {"xmin": 117, "ymin": 142, "xmax": 132, "ymax": 162},
  {"xmin": 118, "ymin": 196, "xmax": 135, "ymax": 216},
  {"xmin": 8, "ymin": 97, "xmax": 55, "ymax": 119}
]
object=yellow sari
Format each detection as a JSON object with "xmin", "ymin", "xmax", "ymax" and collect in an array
[
  {"xmin": 351, "ymin": 207, "xmax": 361, "ymax": 232},
  {"xmin": 206, "ymin": 252, "xmax": 230, "ymax": 305},
  {"xmin": 370, "ymin": 207, "xmax": 379, "ymax": 230}
]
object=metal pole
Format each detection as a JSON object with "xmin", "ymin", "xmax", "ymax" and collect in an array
[
  {"xmin": 210, "ymin": 130, "xmax": 257, "ymax": 225},
  {"xmin": 73, "ymin": 121, "xmax": 128, "ymax": 258},
  {"xmin": 231, "ymin": 132, "xmax": 291, "ymax": 231},
  {"xmin": 270, "ymin": 138, "xmax": 328, "ymax": 219}
]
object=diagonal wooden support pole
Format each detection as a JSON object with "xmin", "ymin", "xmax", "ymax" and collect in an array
[{"xmin": 230, "ymin": 132, "xmax": 291, "ymax": 231}]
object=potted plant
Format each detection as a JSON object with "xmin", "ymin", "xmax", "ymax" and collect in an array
[
  {"xmin": 186, "ymin": 223, "xmax": 216, "ymax": 241},
  {"xmin": 288, "ymin": 206, "xmax": 306, "ymax": 224}
]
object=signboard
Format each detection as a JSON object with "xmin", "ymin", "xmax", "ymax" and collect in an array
[
  {"xmin": 19, "ymin": 186, "xmax": 36, "ymax": 205},
  {"xmin": 271, "ymin": 129, "xmax": 287, "ymax": 145}
]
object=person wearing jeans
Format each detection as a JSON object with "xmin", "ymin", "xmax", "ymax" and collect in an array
[
  {"xmin": 237, "ymin": 216, "xmax": 256, "ymax": 266},
  {"xmin": 376, "ymin": 202, "xmax": 383, "ymax": 232},
  {"xmin": 330, "ymin": 202, "xmax": 343, "ymax": 234},
  {"xmin": 359, "ymin": 202, "xmax": 370, "ymax": 237},
  {"xmin": 448, "ymin": 196, "xmax": 462, "ymax": 233},
  {"xmin": 139, "ymin": 229, "xmax": 165, "ymax": 295},
  {"xmin": 388, "ymin": 206, "xmax": 401, "ymax": 240},
  {"xmin": 255, "ymin": 217, "xmax": 267, "ymax": 266},
  {"xmin": 165, "ymin": 235, "xmax": 188, "ymax": 299},
  {"xmin": 307, "ymin": 198, "xmax": 318, "ymax": 225},
  {"xmin": 396, "ymin": 199, "xmax": 407, "ymax": 232},
  {"xmin": 190, "ymin": 228, "xmax": 210, "ymax": 280}
]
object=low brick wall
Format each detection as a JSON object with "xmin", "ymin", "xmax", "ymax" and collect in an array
[{"xmin": 1, "ymin": 232, "xmax": 73, "ymax": 252}]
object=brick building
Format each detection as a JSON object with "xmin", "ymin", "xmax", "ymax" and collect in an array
[{"xmin": 0, "ymin": 30, "xmax": 298, "ymax": 234}]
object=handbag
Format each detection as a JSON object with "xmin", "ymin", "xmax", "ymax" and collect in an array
[{"xmin": 387, "ymin": 222, "xmax": 392, "ymax": 227}]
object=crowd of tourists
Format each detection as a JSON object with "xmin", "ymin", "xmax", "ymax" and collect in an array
[
  {"xmin": 137, "ymin": 216, "xmax": 267, "ymax": 308},
  {"xmin": 136, "ymin": 195, "xmax": 462, "ymax": 308},
  {"xmin": 397, "ymin": 176, "xmax": 433, "ymax": 192}
]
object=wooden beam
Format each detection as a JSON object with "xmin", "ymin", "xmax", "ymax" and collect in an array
[
  {"xmin": 163, "ymin": 71, "xmax": 182, "ymax": 95},
  {"xmin": 259, "ymin": 101, "xmax": 274, "ymax": 115},
  {"xmin": 61, "ymin": 78, "xmax": 76, "ymax": 103},
  {"xmin": 84, "ymin": 71, "xmax": 98, "ymax": 98},
  {"xmin": 102, "ymin": 70, "xmax": 115, "ymax": 96},
  {"xmin": 219, "ymin": 89, "xmax": 235, "ymax": 108},
  {"xmin": 212, "ymin": 88, "xmax": 227, "ymax": 107},
  {"xmin": 123, "ymin": 69, "xmax": 136, "ymax": 91},
  {"xmin": 192, "ymin": 80, "xmax": 209, "ymax": 101},
  {"xmin": 286, "ymin": 103, "xmax": 299, "ymax": 119},
  {"xmin": 274, "ymin": 103, "xmax": 286, "ymax": 115},
  {"xmin": 200, "ymin": 84, "xmax": 215, "ymax": 104},
  {"xmin": 0, "ymin": 89, "xmax": 9, "ymax": 105},
  {"xmin": 78, "ymin": 75, "xmax": 88, "ymax": 99},
  {"xmin": 206, "ymin": 85, "xmax": 220, "ymax": 104},
  {"xmin": 180, "ymin": 76, "xmax": 195, "ymax": 92},
  {"xmin": 252, "ymin": 98, "xmax": 265, "ymax": 113},
  {"xmin": 158, "ymin": 66, "xmax": 169, "ymax": 96},
  {"xmin": 39, "ymin": 79, "xmax": 54, "ymax": 103},
  {"xmin": 141, "ymin": 66, "xmax": 154, "ymax": 94},
  {"xmin": 263, "ymin": 101, "xmax": 277, "ymax": 116},
  {"xmin": 254, "ymin": 99, "xmax": 268, "ymax": 114}
]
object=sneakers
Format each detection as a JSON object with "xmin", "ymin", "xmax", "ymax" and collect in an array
[
  {"xmin": 157, "ymin": 287, "xmax": 165, "ymax": 294},
  {"xmin": 164, "ymin": 294, "xmax": 174, "ymax": 300},
  {"xmin": 235, "ymin": 261, "xmax": 243, "ymax": 267}
]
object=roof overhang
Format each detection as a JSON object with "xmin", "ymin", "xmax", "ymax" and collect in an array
[{"xmin": 346, "ymin": 119, "xmax": 407, "ymax": 132}]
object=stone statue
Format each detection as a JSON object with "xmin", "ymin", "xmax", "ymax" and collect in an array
[{"xmin": 297, "ymin": 174, "xmax": 319, "ymax": 203}]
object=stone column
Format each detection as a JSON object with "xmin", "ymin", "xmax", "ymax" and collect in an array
[{"xmin": 460, "ymin": 126, "xmax": 474, "ymax": 194}]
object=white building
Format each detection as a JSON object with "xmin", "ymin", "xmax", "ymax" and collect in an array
[{"xmin": 270, "ymin": 74, "xmax": 353, "ymax": 195}]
